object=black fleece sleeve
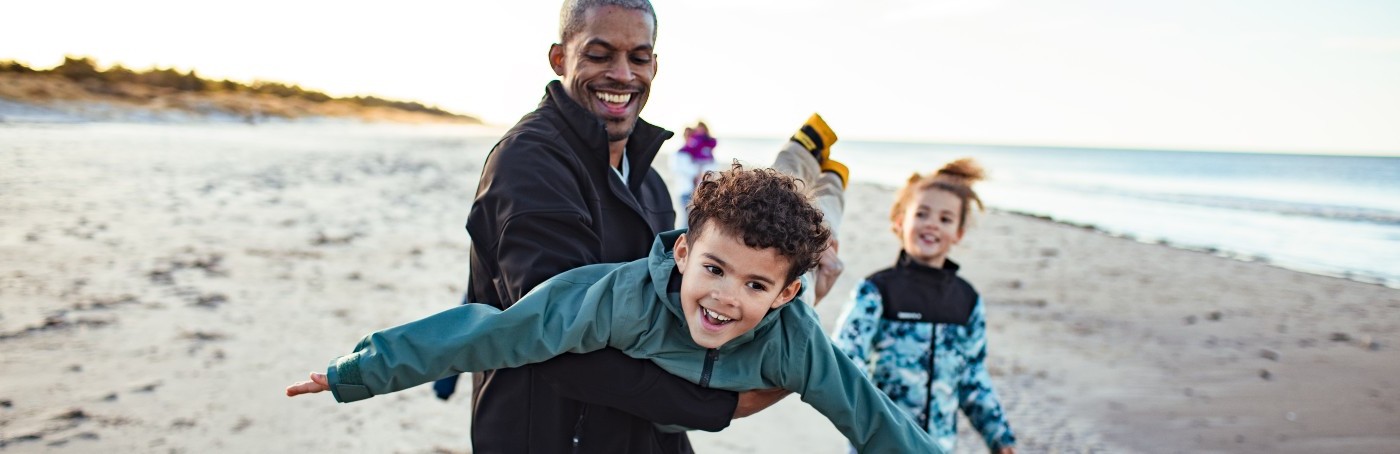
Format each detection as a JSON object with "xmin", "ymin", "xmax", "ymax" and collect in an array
[{"xmin": 534, "ymin": 349, "xmax": 738, "ymax": 432}]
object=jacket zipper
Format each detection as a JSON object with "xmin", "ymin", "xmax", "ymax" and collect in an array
[
  {"xmin": 699, "ymin": 348, "xmax": 719, "ymax": 387},
  {"xmin": 571, "ymin": 405, "xmax": 589, "ymax": 453}
]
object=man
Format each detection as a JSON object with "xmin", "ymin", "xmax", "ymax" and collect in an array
[{"xmin": 444, "ymin": 1, "xmax": 844, "ymax": 452}]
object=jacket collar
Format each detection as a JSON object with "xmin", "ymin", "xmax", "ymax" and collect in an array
[
  {"xmin": 895, "ymin": 251, "xmax": 960, "ymax": 280},
  {"xmin": 543, "ymin": 80, "xmax": 673, "ymax": 188},
  {"xmin": 648, "ymin": 229, "xmax": 794, "ymax": 351}
]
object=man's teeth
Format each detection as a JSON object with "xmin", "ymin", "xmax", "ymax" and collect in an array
[
  {"xmin": 596, "ymin": 92, "xmax": 631, "ymax": 104},
  {"xmin": 703, "ymin": 308, "xmax": 733, "ymax": 322}
]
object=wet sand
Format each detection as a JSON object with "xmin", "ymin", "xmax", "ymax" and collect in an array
[{"xmin": 1, "ymin": 123, "xmax": 1396, "ymax": 452}]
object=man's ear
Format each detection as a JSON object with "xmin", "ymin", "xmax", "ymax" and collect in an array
[
  {"xmin": 548, "ymin": 44, "xmax": 566, "ymax": 76},
  {"xmin": 672, "ymin": 233, "xmax": 689, "ymax": 273},
  {"xmin": 771, "ymin": 278, "xmax": 803, "ymax": 309}
]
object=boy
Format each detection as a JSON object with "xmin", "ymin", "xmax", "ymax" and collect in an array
[{"xmin": 287, "ymin": 118, "xmax": 942, "ymax": 453}]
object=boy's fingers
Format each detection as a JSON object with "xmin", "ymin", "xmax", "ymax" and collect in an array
[
  {"xmin": 286, "ymin": 381, "xmax": 311, "ymax": 396},
  {"xmin": 285, "ymin": 377, "xmax": 329, "ymax": 397},
  {"xmin": 310, "ymin": 372, "xmax": 329, "ymax": 386}
]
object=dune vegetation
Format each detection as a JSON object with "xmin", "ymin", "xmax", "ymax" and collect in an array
[{"xmin": 0, "ymin": 56, "xmax": 480, "ymax": 124}]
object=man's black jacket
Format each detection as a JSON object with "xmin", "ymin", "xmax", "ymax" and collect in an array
[{"xmin": 460, "ymin": 81, "xmax": 737, "ymax": 453}]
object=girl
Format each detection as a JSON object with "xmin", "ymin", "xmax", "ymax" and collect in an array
[
  {"xmin": 832, "ymin": 158, "xmax": 1017, "ymax": 454},
  {"xmin": 672, "ymin": 121, "xmax": 717, "ymax": 227}
]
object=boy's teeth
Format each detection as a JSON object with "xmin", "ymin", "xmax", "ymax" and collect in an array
[
  {"xmin": 703, "ymin": 308, "xmax": 733, "ymax": 322},
  {"xmin": 596, "ymin": 92, "xmax": 630, "ymax": 104}
]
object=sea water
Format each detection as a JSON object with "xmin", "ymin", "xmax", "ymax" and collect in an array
[
  {"xmin": 714, "ymin": 138, "xmax": 1400, "ymax": 287},
  {"xmin": 4, "ymin": 122, "xmax": 1396, "ymax": 288}
]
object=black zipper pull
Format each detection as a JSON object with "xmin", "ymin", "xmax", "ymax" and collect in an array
[{"xmin": 700, "ymin": 348, "xmax": 719, "ymax": 388}]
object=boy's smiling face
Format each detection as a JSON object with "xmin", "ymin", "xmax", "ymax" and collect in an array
[{"xmin": 673, "ymin": 228, "xmax": 802, "ymax": 349}]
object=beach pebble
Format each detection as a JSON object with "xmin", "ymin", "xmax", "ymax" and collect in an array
[
  {"xmin": 1184, "ymin": 315, "xmax": 1197, "ymax": 325},
  {"xmin": 192, "ymin": 293, "xmax": 228, "ymax": 309},
  {"xmin": 1330, "ymin": 332, "xmax": 1352, "ymax": 342},
  {"xmin": 1259, "ymin": 349, "xmax": 1280, "ymax": 361},
  {"xmin": 1367, "ymin": 341, "xmax": 1381, "ymax": 351},
  {"xmin": 1259, "ymin": 369, "xmax": 1272, "ymax": 381},
  {"xmin": 132, "ymin": 382, "xmax": 160, "ymax": 393},
  {"xmin": 54, "ymin": 408, "xmax": 87, "ymax": 420},
  {"xmin": 1207, "ymin": 311, "xmax": 1223, "ymax": 321},
  {"xmin": 0, "ymin": 398, "xmax": 11, "ymax": 408}
]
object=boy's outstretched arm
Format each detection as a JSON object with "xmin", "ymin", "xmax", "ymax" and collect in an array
[
  {"xmin": 287, "ymin": 270, "xmax": 617, "ymax": 403},
  {"xmin": 791, "ymin": 334, "xmax": 945, "ymax": 453},
  {"xmin": 286, "ymin": 372, "xmax": 330, "ymax": 397}
]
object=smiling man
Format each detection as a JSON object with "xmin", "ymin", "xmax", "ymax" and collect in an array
[{"xmin": 435, "ymin": 1, "xmax": 745, "ymax": 453}]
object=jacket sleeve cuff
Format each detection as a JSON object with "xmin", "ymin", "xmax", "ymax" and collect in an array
[{"xmin": 327, "ymin": 352, "xmax": 373, "ymax": 403}]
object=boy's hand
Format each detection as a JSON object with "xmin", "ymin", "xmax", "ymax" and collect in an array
[
  {"xmin": 812, "ymin": 239, "xmax": 842, "ymax": 306},
  {"xmin": 996, "ymin": 447, "xmax": 1016, "ymax": 454},
  {"xmin": 733, "ymin": 387, "xmax": 792, "ymax": 418},
  {"xmin": 285, "ymin": 372, "xmax": 330, "ymax": 397}
]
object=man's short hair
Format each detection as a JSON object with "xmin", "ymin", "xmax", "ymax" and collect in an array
[
  {"xmin": 558, "ymin": 0, "xmax": 657, "ymax": 43},
  {"xmin": 687, "ymin": 163, "xmax": 831, "ymax": 285}
]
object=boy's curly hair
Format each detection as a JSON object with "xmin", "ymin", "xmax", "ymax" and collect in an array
[{"xmin": 686, "ymin": 162, "xmax": 831, "ymax": 284}]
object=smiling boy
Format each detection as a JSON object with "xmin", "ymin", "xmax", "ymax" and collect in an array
[{"xmin": 286, "ymin": 162, "xmax": 942, "ymax": 453}]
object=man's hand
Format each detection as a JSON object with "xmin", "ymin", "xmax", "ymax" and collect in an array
[
  {"xmin": 812, "ymin": 239, "xmax": 843, "ymax": 306},
  {"xmin": 997, "ymin": 447, "xmax": 1017, "ymax": 454},
  {"xmin": 285, "ymin": 372, "xmax": 330, "ymax": 397},
  {"xmin": 733, "ymin": 387, "xmax": 792, "ymax": 419}
]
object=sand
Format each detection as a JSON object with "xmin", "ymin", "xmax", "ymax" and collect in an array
[{"xmin": 1, "ymin": 123, "xmax": 1397, "ymax": 453}]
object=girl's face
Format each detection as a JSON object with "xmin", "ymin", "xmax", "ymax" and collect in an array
[{"xmin": 894, "ymin": 187, "xmax": 965, "ymax": 268}]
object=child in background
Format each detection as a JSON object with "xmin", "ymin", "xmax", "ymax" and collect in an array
[
  {"xmin": 831, "ymin": 158, "xmax": 1018, "ymax": 454},
  {"xmin": 286, "ymin": 117, "xmax": 944, "ymax": 453},
  {"xmin": 672, "ymin": 121, "xmax": 717, "ymax": 228}
]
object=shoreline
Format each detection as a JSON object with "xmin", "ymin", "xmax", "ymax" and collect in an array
[
  {"xmin": 857, "ymin": 180, "xmax": 1398, "ymax": 291},
  {"xmin": 998, "ymin": 208, "xmax": 1399, "ymax": 290}
]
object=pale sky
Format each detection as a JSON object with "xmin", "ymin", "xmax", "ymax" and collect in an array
[{"xmin": 6, "ymin": 0, "xmax": 1400, "ymax": 155}]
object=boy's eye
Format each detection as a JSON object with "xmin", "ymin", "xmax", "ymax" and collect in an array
[
  {"xmin": 704, "ymin": 265, "xmax": 723, "ymax": 276},
  {"xmin": 746, "ymin": 282, "xmax": 767, "ymax": 292},
  {"xmin": 585, "ymin": 53, "xmax": 610, "ymax": 62}
]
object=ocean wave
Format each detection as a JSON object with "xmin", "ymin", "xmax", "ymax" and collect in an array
[{"xmin": 1124, "ymin": 193, "xmax": 1400, "ymax": 225}]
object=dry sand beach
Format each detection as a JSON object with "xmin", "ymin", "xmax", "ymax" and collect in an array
[{"xmin": 1, "ymin": 123, "xmax": 1397, "ymax": 453}]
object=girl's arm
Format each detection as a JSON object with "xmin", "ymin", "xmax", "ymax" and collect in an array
[
  {"xmin": 956, "ymin": 296, "xmax": 1018, "ymax": 451},
  {"xmin": 830, "ymin": 280, "xmax": 883, "ymax": 376}
]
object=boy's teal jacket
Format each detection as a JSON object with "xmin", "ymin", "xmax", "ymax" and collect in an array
[{"xmin": 326, "ymin": 230, "xmax": 942, "ymax": 453}]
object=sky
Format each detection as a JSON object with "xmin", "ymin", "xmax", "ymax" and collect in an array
[{"xmin": 5, "ymin": 0, "xmax": 1400, "ymax": 155}]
